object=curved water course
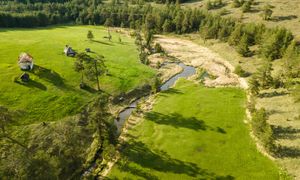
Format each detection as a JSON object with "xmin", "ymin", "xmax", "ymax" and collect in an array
[{"xmin": 114, "ymin": 63, "xmax": 196, "ymax": 134}]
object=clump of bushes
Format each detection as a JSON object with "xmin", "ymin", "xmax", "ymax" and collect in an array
[
  {"xmin": 234, "ymin": 65, "xmax": 249, "ymax": 77},
  {"xmin": 251, "ymin": 108, "xmax": 275, "ymax": 153}
]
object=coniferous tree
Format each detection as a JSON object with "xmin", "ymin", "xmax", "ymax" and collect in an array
[
  {"xmin": 237, "ymin": 34, "xmax": 251, "ymax": 57},
  {"xmin": 262, "ymin": 4, "xmax": 273, "ymax": 20},
  {"xmin": 87, "ymin": 30, "xmax": 94, "ymax": 41},
  {"xmin": 228, "ymin": 24, "xmax": 243, "ymax": 46}
]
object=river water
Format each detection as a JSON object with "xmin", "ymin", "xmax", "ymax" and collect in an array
[{"xmin": 114, "ymin": 63, "xmax": 196, "ymax": 134}]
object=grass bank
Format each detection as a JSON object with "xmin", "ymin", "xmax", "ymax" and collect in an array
[{"xmin": 108, "ymin": 79, "xmax": 280, "ymax": 179}]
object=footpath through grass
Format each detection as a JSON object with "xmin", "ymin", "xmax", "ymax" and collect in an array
[
  {"xmin": 0, "ymin": 26, "xmax": 155, "ymax": 124},
  {"xmin": 109, "ymin": 79, "xmax": 280, "ymax": 179}
]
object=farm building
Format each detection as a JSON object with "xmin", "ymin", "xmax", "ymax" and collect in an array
[
  {"xmin": 18, "ymin": 53, "xmax": 34, "ymax": 70},
  {"xmin": 64, "ymin": 45, "xmax": 76, "ymax": 57}
]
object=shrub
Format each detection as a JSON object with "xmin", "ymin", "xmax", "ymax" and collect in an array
[
  {"xmin": 234, "ymin": 65, "xmax": 249, "ymax": 77},
  {"xmin": 251, "ymin": 108, "xmax": 275, "ymax": 152},
  {"xmin": 154, "ymin": 43, "xmax": 163, "ymax": 53}
]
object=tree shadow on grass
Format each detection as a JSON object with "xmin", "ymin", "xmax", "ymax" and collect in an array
[
  {"xmin": 15, "ymin": 80, "xmax": 47, "ymax": 91},
  {"xmin": 160, "ymin": 88, "xmax": 183, "ymax": 95},
  {"xmin": 144, "ymin": 112, "xmax": 227, "ymax": 134},
  {"xmin": 144, "ymin": 112, "xmax": 208, "ymax": 131},
  {"xmin": 118, "ymin": 140, "xmax": 234, "ymax": 179},
  {"xmin": 92, "ymin": 40, "xmax": 114, "ymax": 46}
]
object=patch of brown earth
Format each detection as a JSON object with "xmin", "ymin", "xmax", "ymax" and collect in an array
[{"xmin": 155, "ymin": 35, "xmax": 247, "ymax": 88}]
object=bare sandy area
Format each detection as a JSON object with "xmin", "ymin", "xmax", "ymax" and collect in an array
[{"xmin": 154, "ymin": 35, "xmax": 247, "ymax": 89}]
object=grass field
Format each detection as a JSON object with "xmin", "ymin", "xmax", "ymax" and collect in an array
[
  {"xmin": 108, "ymin": 79, "xmax": 281, "ymax": 179},
  {"xmin": 0, "ymin": 26, "xmax": 155, "ymax": 125}
]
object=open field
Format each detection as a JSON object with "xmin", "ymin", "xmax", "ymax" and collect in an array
[
  {"xmin": 108, "ymin": 79, "xmax": 281, "ymax": 179},
  {"xmin": 0, "ymin": 26, "xmax": 155, "ymax": 125},
  {"xmin": 183, "ymin": 0, "xmax": 300, "ymax": 40}
]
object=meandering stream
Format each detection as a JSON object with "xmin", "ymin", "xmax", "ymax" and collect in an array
[{"xmin": 114, "ymin": 63, "xmax": 196, "ymax": 135}]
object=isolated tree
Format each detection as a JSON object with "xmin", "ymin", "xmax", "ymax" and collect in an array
[
  {"xmin": 256, "ymin": 62, "xmax": 273, "ymax": 89},
  {"xmin": 75, "ymin": 53, "xmax": 106, "ymax": 91},
  {"xmin": 107, "ymin": 29, "xmax": 112, "ymax": 41},
  {"xmin": 84, "ymin": 55, "xmax": 106, "ymax": 91},
  {"xmin": 283, "ymin": 40, "xmax": 299, "ymax": 78},
  {"xmin": 237, "ymin": 34, "xmax": 251, "ymax": 57},
  {"xmin": 87, "ymin": 30, "xmax": 94, "ymax": 41},
  {"xmin": 74, "ymin": 55, "xmax": 85, "ymax": 86},
  {"xmin": 262, "ymin": 4, "xmax": 273, "ymax": 20}
]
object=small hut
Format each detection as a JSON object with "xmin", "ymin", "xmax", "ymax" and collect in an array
[
  {"xmin": 64, "ymin": 45, "xmax": 76, "ymax": 57},
  {"xmin": 18, "ymin": 53, "xmax": 34, "ymax": 70},
  {"xmin": 20, "ymin": 73, "xmax": 30, "ymax": 82}
]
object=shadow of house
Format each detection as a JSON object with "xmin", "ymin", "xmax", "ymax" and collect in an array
[
  {"xmin": 32, "ymin": 65, "xmax": 65, "ymax": 88},
  {"xmin": 16, "ymin": 80, "xmax": 47, "ymax": 91}
]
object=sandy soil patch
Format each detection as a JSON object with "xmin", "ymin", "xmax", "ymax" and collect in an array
[{"xmin": 154, "ymin": 36, "xmax": 245, "ymax": 88}]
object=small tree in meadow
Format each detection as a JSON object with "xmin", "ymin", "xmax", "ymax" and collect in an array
[
  {"xmin": 87, "ymin": 30, "xmax": 94, "ymax": 41},
  {"xmin": 262, "ymin": 4, "xmax": 273, "ymax": 20}
]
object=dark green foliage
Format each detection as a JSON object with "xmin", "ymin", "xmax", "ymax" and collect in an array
[
  {"xmin": 236, "ymin": 34, "xmax": 251, "ymax": 57},
  {"xmin": 228, "ymin": 24, "xmax": 243, "ymax": 46},
  {"xmin": 139, "ymin": 51, "xmax": 149, "ymax": 65},
  {"xmin": 251, "ymin": 108, "xmax": 275, "ymax": 152},
  {"xmin": 75, "ymin": 52, "xmax": 106, "ymax": 90},
  {"xmin": 87, "ymin": 30, "xmax": 94, "ymax": 41},
  {"xmin": 154, "ymin": 43, "xmax": 163, "ymax": 53},
  {"xmin": 260, "ymin": 28, "xmax": 293, "ymax": 60},
  {"xmin": 249, "ymin": 76, "xmax": 260, "ymax": 95},
  {"xmin": 283, "ymin": 41, "xmax": 300, "ymax": 78},
  {"xmin": 234, "ymin": 65, "xmax": 249, "ymax": 77},
  {"xmin": 255, "ymin": 62, "xmax": 274, "ymax": 89},
  {"xmin": 241, "ymin": 1, "xmax": 251, "ymax": 12},
  {"xmin": 262, "ymin": 4, "xmax": 273, "ymax": 20}
]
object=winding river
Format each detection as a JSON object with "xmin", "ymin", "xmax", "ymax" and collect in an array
[{"xmin": 114, "ymin": 63, "xmax": 196, "ymax": 134}]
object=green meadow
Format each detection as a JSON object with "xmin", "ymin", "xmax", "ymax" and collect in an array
[
  {"xmin": 0, "ymin": 26, "xmax": 155, "ymax": 124},
  {"xmin": 109, "ymin": 79, "xmax": 280, "ymax": 179}
]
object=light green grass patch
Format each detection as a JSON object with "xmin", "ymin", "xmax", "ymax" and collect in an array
[
  {"xmin": 0, "ymin": 26, "xmax": 155, "ymax": 124},
  {"xmin": 109, "ymin": 79, "xmax": 280, "ymax": 179}
]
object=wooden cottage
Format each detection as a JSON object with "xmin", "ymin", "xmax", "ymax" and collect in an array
[
  {"xmin": 18, "ymin": 53, "xmax": 34, "ymax": 70},
  {"xmin": 64, "ymin": 45, "xmax": 76, "ymax": 57}
]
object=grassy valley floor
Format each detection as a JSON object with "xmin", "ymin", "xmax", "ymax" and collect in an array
[
  {"xmin": 108, "ymin": 79, "xmax": 281, "ymax": 179},
  {"xmin": 0, "ymin": 25, "xmax": 155, "ymax": 125}
]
